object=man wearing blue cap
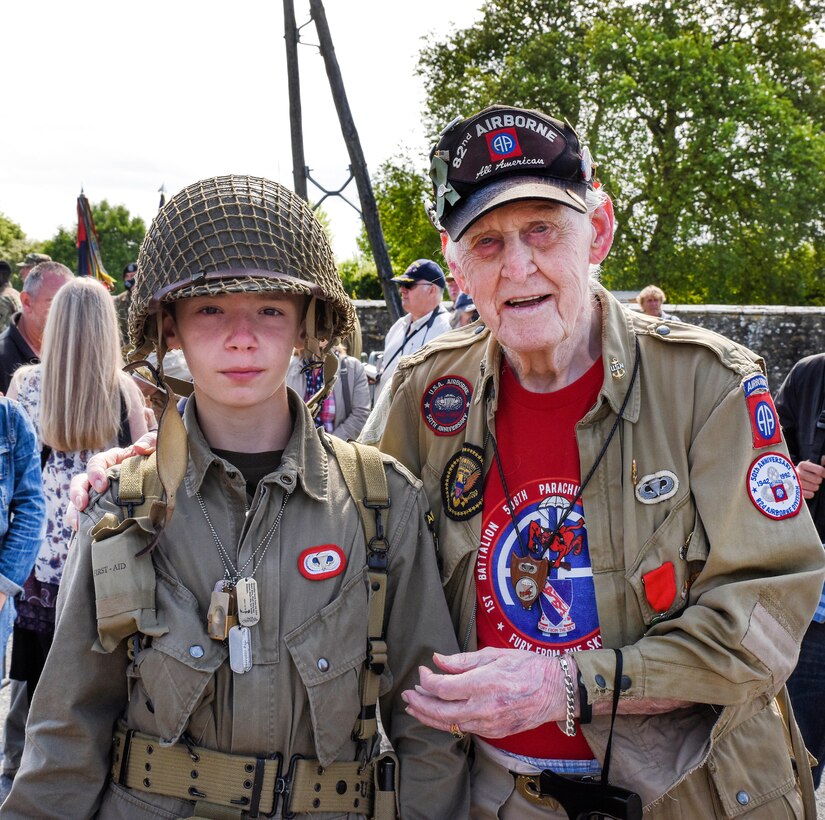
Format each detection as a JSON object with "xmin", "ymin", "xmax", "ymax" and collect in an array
[{"xmin": 374, "ymin": 259, "xmax": 452, "ymax": 402}]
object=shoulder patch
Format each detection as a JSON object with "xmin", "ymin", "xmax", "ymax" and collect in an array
[
  {"xmin": 441, "ymin": 444, "xmax": 484, "ymax": 521},
  {"xmin": 741, "ymin": 375, "xmax": 782, "ymax": 449},
  {"xmin": 421, "ymin": 375, "xmax": 472, "ymax": 436},
  {"xmin": 746, "ymin": 453, "xmax": 802, "ymax": 520}
]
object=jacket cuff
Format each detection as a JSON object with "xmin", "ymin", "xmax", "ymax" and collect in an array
[{"xmin": 575, "ymin": 645, "xmax": 644, "ymax": 703}]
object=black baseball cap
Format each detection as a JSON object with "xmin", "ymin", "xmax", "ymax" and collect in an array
[
  {"xmin": 391, "ymin": 259, "xmax": 446, "ymax": 289},
  {"xmin": 428, "ymin": 105, "xmax": 595, "ymax": 240}
]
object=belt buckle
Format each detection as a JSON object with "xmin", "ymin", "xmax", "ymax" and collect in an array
[
  {"xmin": 267, "ymin": 753, "xmax": 304, "ymax": 819},
  {"xmin": 514, "ymin": 773, "xmax": 560, "ymax": 809}
]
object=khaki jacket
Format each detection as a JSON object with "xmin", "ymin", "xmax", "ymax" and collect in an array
[
  {"xmin": 5, "ymin": 392, "xmax": 469, "ymax": 819},
  {"xmin": 377, "ymin": 285, "xmax": 825, "ymax": 816}
]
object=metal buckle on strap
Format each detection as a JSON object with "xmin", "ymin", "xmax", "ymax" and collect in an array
[
  {"xmin": 115, "ymin": 727, "xmax": 135, "ymax": 787},
  {"xmin": 269, "ymin": 753, "xmax": 304, "ymax": 819}
]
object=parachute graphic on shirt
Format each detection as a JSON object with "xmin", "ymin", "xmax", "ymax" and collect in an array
[{"xmin": 476, "ymin": 480, "xmax": 600, "ymax": 653}]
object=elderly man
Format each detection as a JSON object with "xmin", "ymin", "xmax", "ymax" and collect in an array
[
  {"xmin": 373, "ymin": 258, "xmax": 452, "ymax": 402},
  {"xmin": 0, "ymin": 261, "xmax": 72, "ymax": 393},
  {"xmin": 376, "ymin": 105, "xmax": 824, "ymax": 817}
]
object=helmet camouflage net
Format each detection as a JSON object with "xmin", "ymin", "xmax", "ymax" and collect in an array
[{"xmin": 130, "ymin": 175, "xmax": 355, "ymax": 357}]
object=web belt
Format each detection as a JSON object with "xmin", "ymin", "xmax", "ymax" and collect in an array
[{"xmin": 111, "ymin": 726, "xmax": 373, "ymax": 817}]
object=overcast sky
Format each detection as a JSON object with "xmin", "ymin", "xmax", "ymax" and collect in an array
[{"xmin": 1, "ymin": 0, "xmax": 484, "ymax": 261}]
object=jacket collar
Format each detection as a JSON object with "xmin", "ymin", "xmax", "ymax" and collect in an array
[
  {"xmin": 473, "ymin": 283, "xmax": 641, "ymax": 423},
  {"xmin": 183, "ymin": 389, "xmax": 329, "ymax": 502}
]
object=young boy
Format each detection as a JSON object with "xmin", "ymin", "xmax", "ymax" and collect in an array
[{"xmin": 3, "ymin": 176, "xmax": 469, "ymax": 818}]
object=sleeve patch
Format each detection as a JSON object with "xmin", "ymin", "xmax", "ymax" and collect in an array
[
  {"xmin": 746, "ymin": 453, "xmax": 802, "ymax": 520},
  {"xmin": 742, "ymin": 377, "xmax": 783, "ymax": 449}
]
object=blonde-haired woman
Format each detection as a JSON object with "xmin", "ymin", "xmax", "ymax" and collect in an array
[{"xmin": 6, "ymin": 276, "xmax": 148, "ymax": 704}]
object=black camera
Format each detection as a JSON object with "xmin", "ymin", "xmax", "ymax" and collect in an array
[{"xmin": 537, "ymin": 768, "xmax": 643, "ymax": 820}]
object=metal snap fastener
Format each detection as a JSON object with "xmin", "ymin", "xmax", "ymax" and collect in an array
[
  {"xmin": 595, "ymin": 674, "xmax": 606, "ymax": 687},
  {"xmin": 656, "ymin": 325, "xmax": 670, "ymax": 336},
  {"xmin": 620, "ymin": 675, "xmax": 632, "ymax": 690},
  {"xmin": 736, "ymin": 790, "xmax": 750, "ymax": 805},
  {"xmin": 282, "ymin": 475, "xmax": 294, "ymax": 485},
  {"xmin": 317, "ymin": 658, "xmax": 330, "ymax": 672},
  {"xmin": 189, "ymin": 645, "xmax": 205, "ymax": 659}
]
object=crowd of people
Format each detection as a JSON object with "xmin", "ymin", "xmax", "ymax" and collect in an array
[{"xmin": 0, "ymin": 102, "xmax": 822, "ymax": 819}]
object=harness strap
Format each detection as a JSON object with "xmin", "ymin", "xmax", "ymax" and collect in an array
[{"xmin": 327, "ymin": 437, "xmax": 391, "ymax": 742}]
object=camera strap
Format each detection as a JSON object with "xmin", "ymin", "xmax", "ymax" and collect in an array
[
  {"xmin": 600, "ymin": 649, "xmax": 623, "ymax": 786},
  {"xmin": 529, "ymin": 649, "xmax": 643, "ymax": 819}
]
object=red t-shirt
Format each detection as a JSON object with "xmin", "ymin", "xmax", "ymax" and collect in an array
[{"xmin": 476, "ymin": 357, "xmax": 604, "ymax": 759}]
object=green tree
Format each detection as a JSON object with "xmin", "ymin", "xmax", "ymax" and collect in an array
[
  {"xmin": 357, "ymin": 157, "xmax": 444, "ymax": 273},
  {"xmin": 408, "ymin": 0, "xmax": 824, "ymax": 304},
  {"xmin": 43, "ymin": 201, "xmax": 147, "ymax": 292},
  {"xmin": 0, "ymin": 213, "xmax": 44, "ymax": 287},
  {"xmin": 339, "ymin": 255, "xmax": 383, "ymax": 299}
]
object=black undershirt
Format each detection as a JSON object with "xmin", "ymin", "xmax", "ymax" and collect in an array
[{"xmin": 212, "ymin": 448, "xmax": 284, "ymax": 501}]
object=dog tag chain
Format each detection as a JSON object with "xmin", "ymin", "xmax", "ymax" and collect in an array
[{"xmin": 197, "ymin": 489, "xmax": 291, "ymax": 673}]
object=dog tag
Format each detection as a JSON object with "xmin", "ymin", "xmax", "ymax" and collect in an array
[
  {"xmin": 236, "ymin": 577, "xmax": 260, "ymax": 627},
  {"xmin": 229, "ymin": 626, "xmax": 252, "ymax": 673},
  {"xmin": 207, "ymin": 590, "xmax": 231, "ymax": 640}
]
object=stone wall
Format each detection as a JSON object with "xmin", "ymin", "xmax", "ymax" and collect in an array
[{"xmin": 354, "ymin": 300, "xmax": 825, "ymax": 390}]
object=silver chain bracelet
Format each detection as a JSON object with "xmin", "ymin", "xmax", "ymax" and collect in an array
[{"xmin": 558, "ymin": 655, "xmax": 577, "ymax": 737}]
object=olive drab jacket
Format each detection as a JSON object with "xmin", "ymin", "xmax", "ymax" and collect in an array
[
  {"xmin": 4, "ymin": 392, "xmax": 469, "ymax": 819},
  {"xmin": 376, "ymin": 284, "xmax": 825, "ymax": 817}
]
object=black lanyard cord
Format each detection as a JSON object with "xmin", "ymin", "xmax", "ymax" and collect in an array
[{"xmin": 489, "ymin": 337, "xmax": 641, "ymax": 558}]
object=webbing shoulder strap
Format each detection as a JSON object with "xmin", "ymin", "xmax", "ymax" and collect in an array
[{"xmin": 328, "ymin": 436, "xmax": 391, "ymax": 742}]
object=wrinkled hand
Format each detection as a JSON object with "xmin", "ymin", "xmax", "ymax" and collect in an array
[
  {"xmin": 65, "ymin": 430, "xmax": 159, "ymax": 531},
  {"xmin": 402, "ymin": 647, "xmax": 570, "ymax": 738},
  {"xmin": 796, "ymin": 459, "xmax": 825, "ymax": 500}
]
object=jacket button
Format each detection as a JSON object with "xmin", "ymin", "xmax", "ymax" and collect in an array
[
  {"xmin": 317, "ymin": 658, "xmax": 330, "ymax": 672},
  {"xmin": 656, "ymin": 325, "xmax": 670, "ymax": 336},
  {"xmin": 620, "ymin": 675, "xmax": 631, "ymax": 690},
  {"xmin": 736, "ymin": 791, "xmax": 750, "ymax": 806},
  {"xmin": 595, "ymin": 674, "xmax": 606, "ymax": 687},
  {"xmin": 189, "ymin": 645, "xmax": 204, "ymax": 659}
]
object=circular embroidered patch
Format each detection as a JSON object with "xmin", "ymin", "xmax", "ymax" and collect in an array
[
  {"xmin": 746, "ymin": 453, "xmax": 802, "ymax": 520},
  {"xmin": 421, "ymin": 376, "xmax": 472, "ymax": 436},
  {"xmin": 441, "ymin": 444, "xmax": 484, "ymax": 521},
  {"xmin": 298, "ymin": 544, "xmax": 346, "ymax": 580}
]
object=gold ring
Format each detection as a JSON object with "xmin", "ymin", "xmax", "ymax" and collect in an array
[{"xmin": 449, "ymin": 723, "xmax": 464, "ymax": 740}]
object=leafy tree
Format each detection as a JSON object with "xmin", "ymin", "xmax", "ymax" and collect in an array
[
  {"xmin": 339, "ymin": 255, "xmax": 383, "ymax": 300},
  {"xmin": 405, "ymin": 0, "xmax": 825, "ymax": 304},
  {"xmin": 357, "ymin": 157, "xmax": 444, "ymax": 273},
  {"xmin": 43, "ymin": 201, "xmax": 147, "ymax": 292},
  {"xmin": 0, "ymin": 213, "xmax": 44, "ymax": 288}
]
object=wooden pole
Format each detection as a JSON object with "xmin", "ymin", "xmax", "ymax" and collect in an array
[
  {"xmin": 283, "ymin": 0, "xmax": 308, "ymax": 200},
  {"xmin": 308, "ymin": 0, "xmax": 402, "ymax": 321}
]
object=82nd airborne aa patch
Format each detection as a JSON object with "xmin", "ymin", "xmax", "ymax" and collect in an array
[
  {"xmin": 441, "ymin": 444, "xmax": 484, "ymax": 521},
  {"xmin": 421, "ymin": 375, "xmax": 472, "ymax": 436},
  {"xmin": 742, "ymin": 374, "xmax": 782, "ymax": 449}
]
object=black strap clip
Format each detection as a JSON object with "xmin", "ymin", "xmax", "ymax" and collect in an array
[{"xmin": 268, "ymin": 753, "xmax": 303, "ymax": 819}]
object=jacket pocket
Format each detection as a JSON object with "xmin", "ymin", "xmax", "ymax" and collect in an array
[
  {"xmin": 706, "ymin": 704, "xmax": 799, "ymax": 817},
  {"xmin": 626, "ymin": 493, "xmax": 707, "ymax": 627},
  {"xmin": 284, "ymin": 569, "xmax": 369, "ymax": 767},
  {"xmin": 132, "ymin": 570, "xmax": 226, "ymax": 744}
]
